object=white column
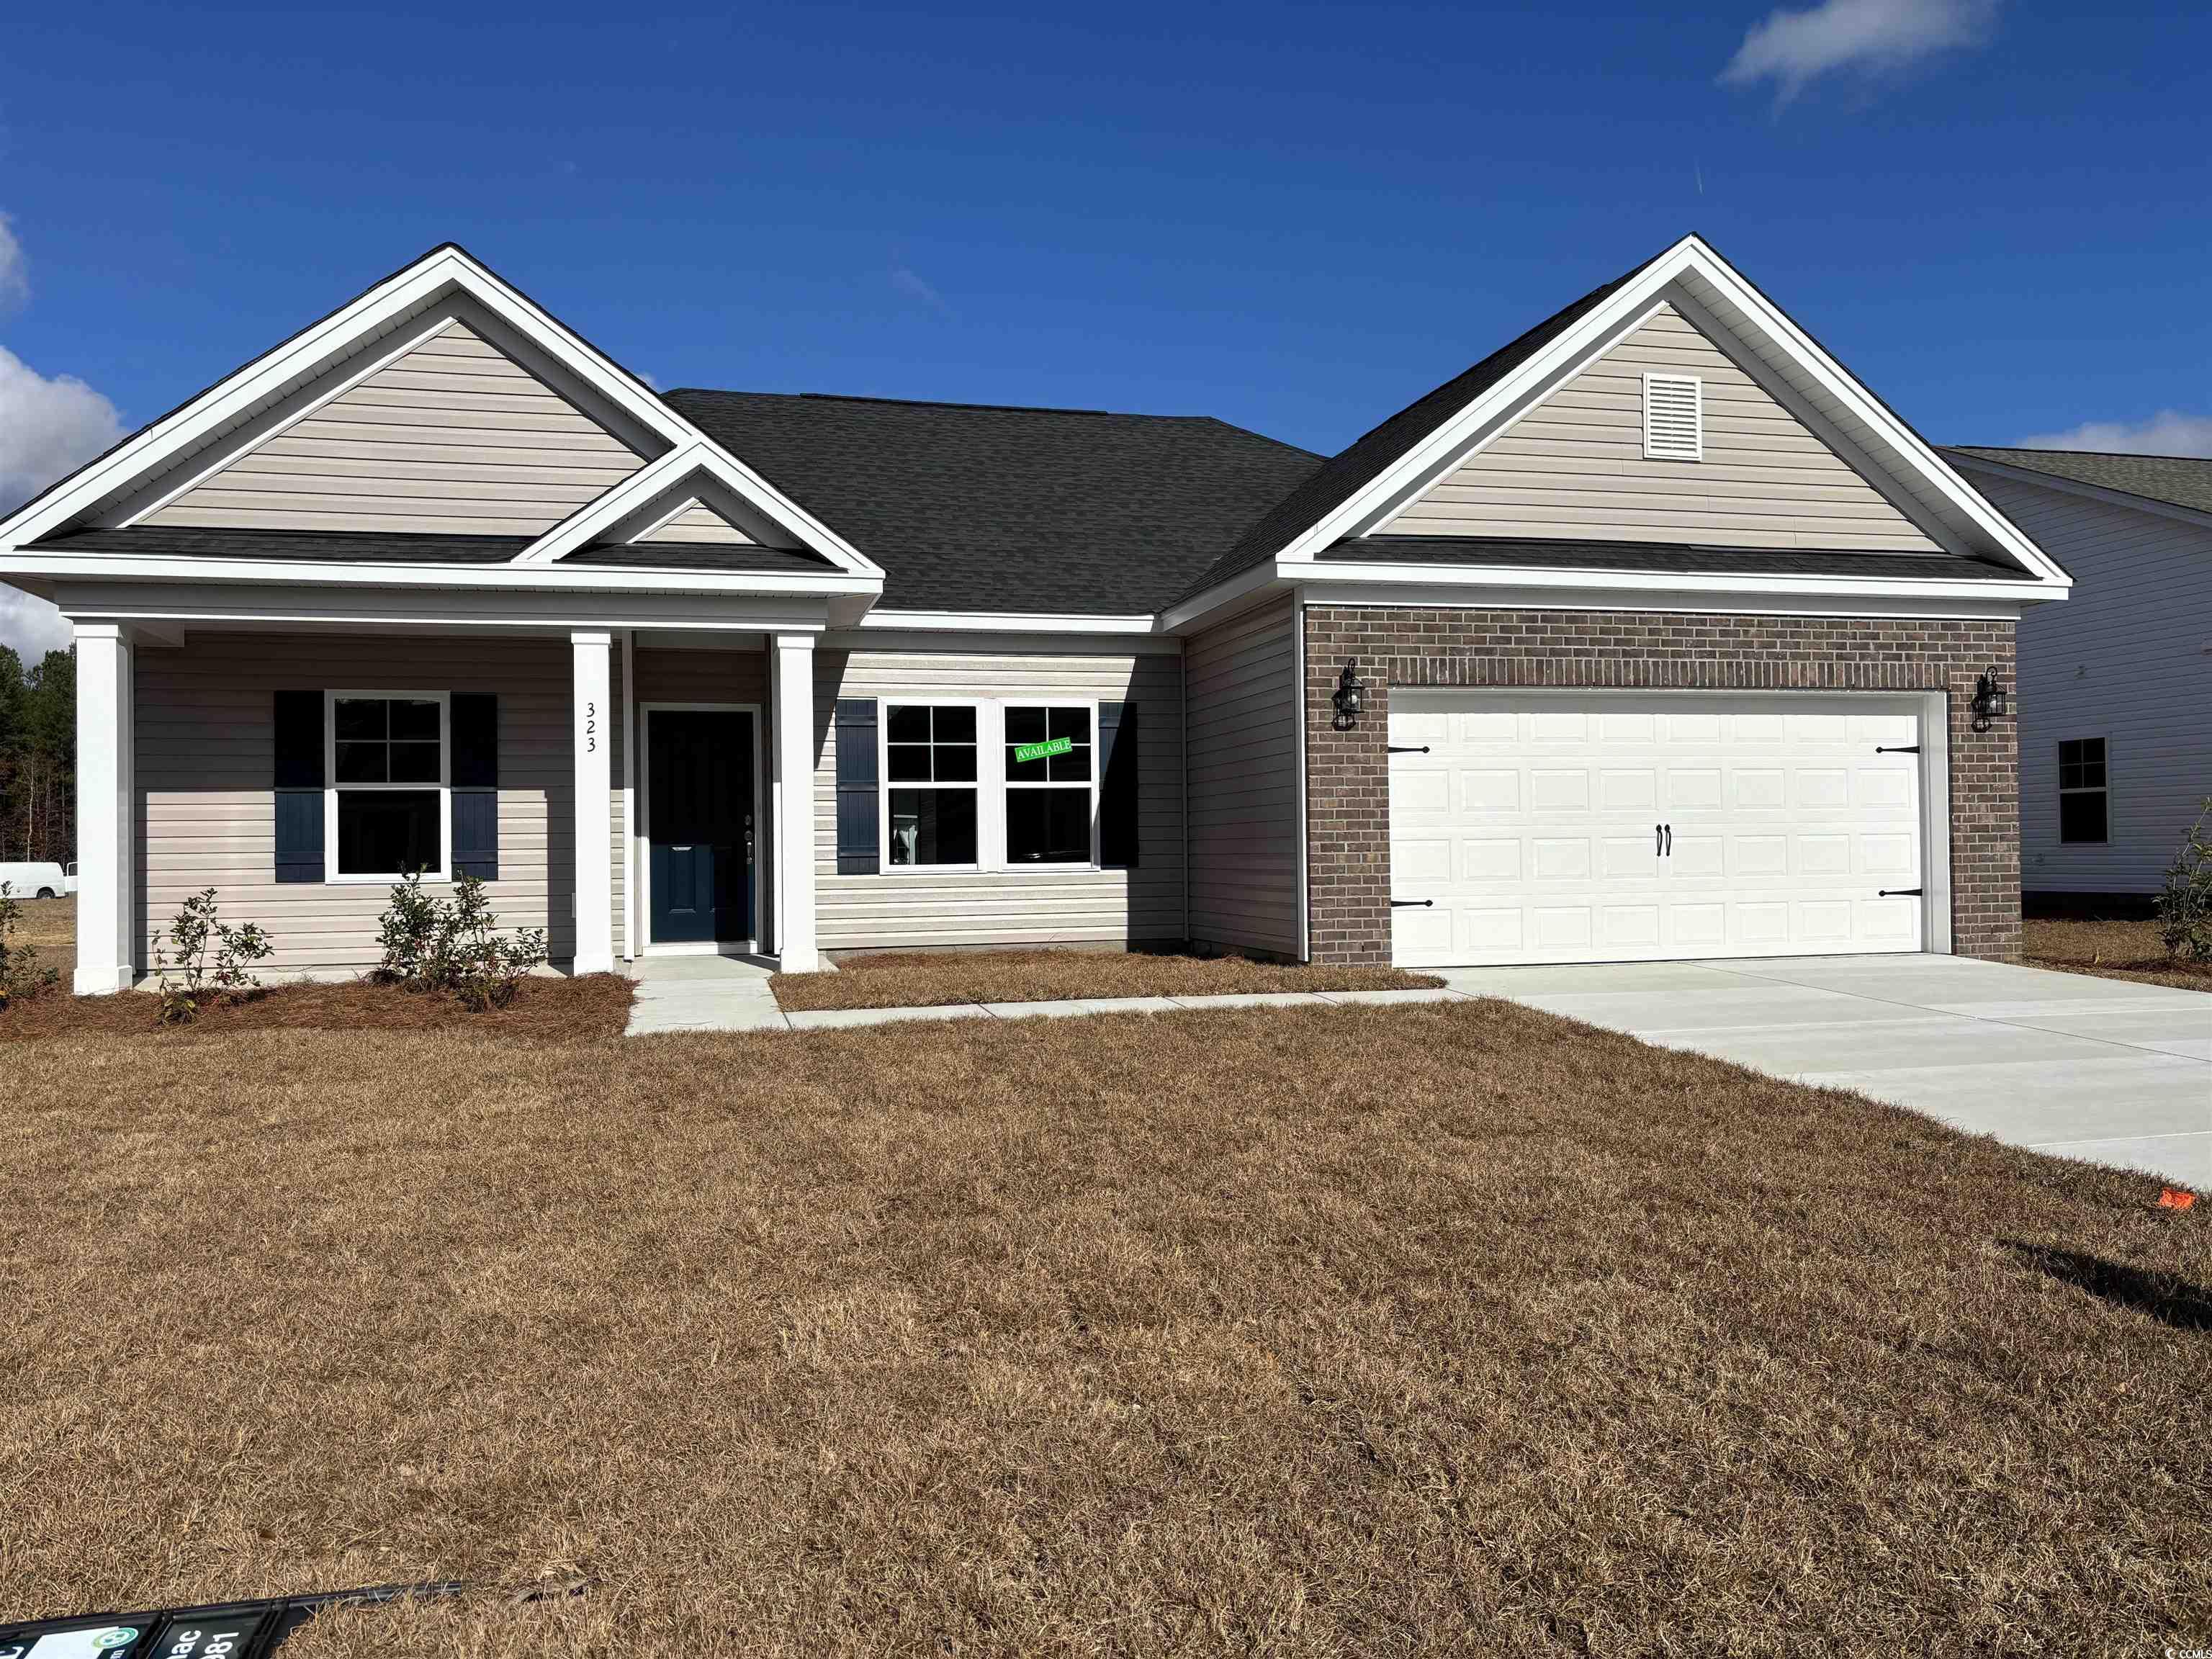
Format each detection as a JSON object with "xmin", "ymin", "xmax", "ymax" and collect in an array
[
  {"xmin": 770, "ymin": 631, "xmax": 819, "ymax": 973},
  {"xmin": 571, "ymin": 631, "xmax": 615, "ymax": 975},
  {"xmin": 73, "ymin": 624, "xmax": 135, "ymax": 994}
]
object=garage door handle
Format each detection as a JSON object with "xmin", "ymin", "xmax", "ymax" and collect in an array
[
  {"xmin": 1388, "ymin": 744, "xmax": 1430, "ymax": 754},
  {"xmin": 1390, "ymin": 899, "xmax": 1434, "ymax": 908},
  {"xmin": 1878, "ymin": 887, "xmax": 1925, "ymax": 898},
  {"xmin": 1875, "ymin": 745, "xmax": 1921, "ymax": 755}
]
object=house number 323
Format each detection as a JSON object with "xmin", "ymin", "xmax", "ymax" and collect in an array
[{"xmin": 583, "ymin": 701, "xmax": 597, "ymax": 752}]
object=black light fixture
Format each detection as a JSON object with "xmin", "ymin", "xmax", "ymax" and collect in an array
[
  {"xmin": 1332, "ymin": 659, "xmax": 1366, "ymax": 729},
  {"xmin": 1970, "ymin": 665, "xmax": 2008, "ymax": 734}
]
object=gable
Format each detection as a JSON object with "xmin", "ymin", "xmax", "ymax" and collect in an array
[
  {"xmin": 629, "ymin": 496, "xmax": 755, "ymax": 546},
  {"xmin": 1379, "ymin": 302, "xmax": 1942, "ymax": 552},
  {"xmin": 140, "ymin": 315, "xmax": 652, "ymax": 536}
]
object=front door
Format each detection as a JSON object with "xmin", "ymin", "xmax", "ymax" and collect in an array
[{"xmin": 647, "ymin": 709, "xmax": 754, "ymax": 945}]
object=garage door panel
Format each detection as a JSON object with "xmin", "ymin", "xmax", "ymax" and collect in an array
[{"xmin": 1388, "ymin": 691, "xmax": 1926, "ymax": 967}]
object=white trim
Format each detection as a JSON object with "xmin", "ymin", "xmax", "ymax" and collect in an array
[
  {"xmin": 1, "ymin": 547, "xmax": 879, "ymax": 598},
  {"xmin": 621, "ymin": 630, "xmax": 637, "ymax": 962},
  {"xmin": 638, "ymin": 701, "xmax": 764, "ymax": 953},
  {"xmin": 1290, "ymin": 570, "xmax": 2044, "ymax": 619},
  {"xmin": 572, "ymin": 634, "xmax": 615, "ymax": 974},
  {"xmin": 50, "ymin": 581, "xmax": 835, "ymax": 634},
  {"xmin": 1158, "ymin": 562, "xmax": 1284, "ymax": 634},
  {"xmin": 824, "ymin": 626, "xmax": 1182, "ymax": 657},
  {"xmin": 625, "ymin": 495, "xmax": 714, "ymax": 544},
  {"xmin": 73, "ymin": 626, "xmax": 134, "ymax": 994},
  {"xmin": 1263, "ymin": 236, "xmax": 2070, "ymax": 590},
  {"xmin": 323, "ymin": 690, "xmax": 452, "ymax": 884},
  {"xmin": 2054, "ymin": 732, "xmax": 2112, "ymax": 847},
  {"xmin": 856, "ymin": 608, "xmax": 1161, "ymax": 634},
  {"xmin": 1291, "ymin": 585, "xmax": 1310, "ymax": 963},
  {"xmin": 999, "ymin": 698, "xmax": 1102, "ymax": 871},
  {"xmin": 878, "ymin": 697, "xmax": 989, "ymax": 873},
  {"xmin": 769, "ymin": 634, "xmax": 819, "ymax": 972}
]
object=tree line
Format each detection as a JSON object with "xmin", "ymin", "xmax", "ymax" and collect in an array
[{"xmin": 0, "ymin": 645, "xmax": 75, "ymax": 865}]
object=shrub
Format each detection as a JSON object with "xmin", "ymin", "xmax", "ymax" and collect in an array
[
  {"xmin": 0, "ymin": 882, "xmax": 61, "ymax": 1010},
  {"xmin": 2155, "ymin": 799, "xmax": 2212, "ymax": 963},
  {"xmin": 153, "ymin": 887, "xmax": 274, "ymax": 1024},
  {"xmin": 374, "ymin": 871, "xmax": 547, "ymax": 1011}
]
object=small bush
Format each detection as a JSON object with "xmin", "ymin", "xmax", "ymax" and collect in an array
[
  {"xmin": 374, "ymin": 871, "xmax": 548, "ymax": 1011},
  {"xmin": 0, "ymin": 882, "xmax": 62, "ymax": 1010},
  {"xmin": 153, "ymin": 887, "xmax": 274, "ymax": 1024},
  {"xmin": 2155, "ymin": 799, "xmax": 2212, "ymax": 963}
]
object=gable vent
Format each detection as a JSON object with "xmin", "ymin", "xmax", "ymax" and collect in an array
[{"xmin": 1642, "ymin": 374, "xmax": 1703, "ymax": 461}]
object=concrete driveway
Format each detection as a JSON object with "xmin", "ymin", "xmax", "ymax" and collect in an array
[{"xmin": 1437, "ymin": 956, "xmax": 2211, "ymax": 1189}]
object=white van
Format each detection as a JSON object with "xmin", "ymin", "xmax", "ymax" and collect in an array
[{"xmin": 0, "ymin": 862, "xmax": 68, "ymax": 900}]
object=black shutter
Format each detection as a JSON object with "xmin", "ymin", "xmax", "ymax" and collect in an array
[
  {"xmin": 451, "ymin": 693, "xmax": 499, "ymax": 881},
  {"xmin": 1099, "ymin": 700, "xmax": 1138, "ymax": 870},
  {"xmin": 273, "ymin": 690, "xmax": 325, "ymax": 884},
  {"xmin": 834, "ymin": 698, "xmax": 879, "ymax": 873}
]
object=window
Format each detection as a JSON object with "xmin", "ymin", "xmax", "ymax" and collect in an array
[
  {"xmin": 1642, "ymin": 373, "xmax": 1703, "ymax": 461},
  {"xmin": 1004, "ymin": 704, "xmax": 1094, "ymax": 865},
  {"xmin": 885, "ymin": 703, "xmax": 978, "ymax": 867},
  {"xmin": 2057, "ymin": 737, "xmax": 2108, "ymax": 845},
  {"xmin": 330, "ymin": 693, "xmax": 448, "ymax": 879}
]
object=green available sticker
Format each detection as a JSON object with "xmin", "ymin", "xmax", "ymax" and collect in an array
[{"xmin": 1013, "ymin": 735, "xmax": 1074, "ymax": 764}]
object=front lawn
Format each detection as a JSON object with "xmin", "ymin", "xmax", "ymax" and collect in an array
[
  {"xmin": 2023, "ymin": 915, "xmax": 2209, "ymax": 993},
  {"xmin": 7, "ymin": 891, "xmax": 73, "ymax": 952},
  {"xmin": 774, "ymin": 946, "xmax": 1440, "ymax": 1010},
  {"xmin": 4, "ymin": 1001, "xmax": 2206, "ymax": 1655}
]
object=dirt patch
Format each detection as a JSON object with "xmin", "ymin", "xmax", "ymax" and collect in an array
[
  {"xmin": 2022, "ymin": 916, "xmax": 2210, "ymax": 993},
  {"xmin": 0, "ymin": 973, "xmax": 634, "ymax": 1042},
  {"xmin": 774, "ymin": 946, "xmax": 1441, "ymax": 1010},
  {"xmin": 4, "ymin": 1001, "xmax": 2206, "ymax": 1655}
]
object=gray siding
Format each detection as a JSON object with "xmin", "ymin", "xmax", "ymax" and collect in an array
[
  {"xmin": 145, "ymin": 318, "xmax": 649, "ymax": 536},
  {"xmin": 812, "ymin": 648, "xmax": 1184, "ymax": 950},
  {"xmin": 135, "ymin": 632, "xmax": 626, "ymax": 974},
  {"xmin": 1183, "ymin": 598, "xmax": 1299, "ymax": 956},
  {"xmin": 1381, "ymin": 302, "xmax": 1943, "ymax": 552},
  {"xmin": 1969, "ymin": 471, "xmax": 2212, "ymax": 894}
]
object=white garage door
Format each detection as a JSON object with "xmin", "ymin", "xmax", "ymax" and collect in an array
[{"xmin": 1388, "ymin": 691, "xmax": 1928, "ymax": 967}]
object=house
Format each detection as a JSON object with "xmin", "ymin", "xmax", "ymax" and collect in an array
[
  {"xmin": 1942, "ymin": 447, "xmax": 2212, "ymax": 904},
  {"xmin": 0, "ymin": 235, "xmax": 2070, "ymax": 994}
]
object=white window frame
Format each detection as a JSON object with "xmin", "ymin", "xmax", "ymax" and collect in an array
[
  {"xmin": 1000, "ymin": 698, "xmax": 1101, "ymax": 868},
  {"xmin": 325, "ymin": 689, "xmax": 452, "ymax": 884},
  {"xmin": 880, "ymin": 697, "xmax": 987, "ymax": 873},
  {"xmin": 2056, "ymin": 734, "xmax": 2110, "ymax": 847},
  {"xmin": 1642, "ymin": 372, "xmax": 1704, "ymax": 462}
]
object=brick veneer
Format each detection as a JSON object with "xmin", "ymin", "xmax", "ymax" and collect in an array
[{"xmin": 1302, "ymin": 606, "xmax": 2019, "ymax": 966}]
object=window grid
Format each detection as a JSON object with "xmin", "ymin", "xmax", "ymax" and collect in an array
[
  {"xmin": 2056, "ymin": 737, "xmax": 2108, "ymax": 846},
  {"xmin": 325, "ymin": 691, "xmax": 451, "ymax": 883}
]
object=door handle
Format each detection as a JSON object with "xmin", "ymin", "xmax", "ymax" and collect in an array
[
  {"xmin": 1656, "ymin": 823, "xmax": 1663, "ymax": 858},
  {"xmin": 1878, "ymin": 887, "xmax": 1925, "ymax": 898},
  {"xmin": 1663, "ymin": 824, "xmax": 1673, "ymax": 857}
]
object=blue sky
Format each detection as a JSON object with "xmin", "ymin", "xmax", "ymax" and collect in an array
[{"xmin": 2, "ymin": 0, "xmax": 2209, "ymax": 651}]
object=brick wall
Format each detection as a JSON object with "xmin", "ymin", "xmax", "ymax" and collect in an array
[{"xmin": 1302, "ymin": 606, "xmax": 2019, "ymax": 966}]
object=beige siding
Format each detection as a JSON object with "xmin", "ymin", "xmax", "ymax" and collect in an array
[
  {"xmin": 1380, "ymin": 302, "xmax": 1943, "ymax": 552},
  {"xmin": 135, "ymin": 632, "xmax": 625, "ymax": 974},
  {"xmin": 1183, "ymin": 598, "xmax": 1299, "ymax": 956},
  {"xmin": 635, "ymin": 499, "xmax": 755, "ymax": 545},
  {"xmin": 812, "ymin": 649, "xmax": 1184, "ymax": 950},
  {"xmin": 145, "ymin": 318, "xmax": 649, "ymax": 536}
]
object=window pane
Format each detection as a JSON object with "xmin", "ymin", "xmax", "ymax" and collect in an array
[
  {"xmin": 2059, "ymin": 790, "xmax": 2108, "ymax": 845},
  {"xmin": 1004, "ymin": 706, "xmax": 1046, "ymax": 745},
  {"xmin": 337, "ymin": 789, "xmax": 441, "ymax": 875},
  {"xmin": 934, "ymin": 741, "xmax": 976, "ymax": 783},
  {"xmin": 1048, "ymin": 738, "xmax": 1092, "ymax": 783},
  {"xmin": 1005, "ymin": 705, "xmax": 1089, "ymax": 783},
  {"xmin": 1048, "ymin": 706, "xmax": 1089, "ymax": 744},
  {"xmin": 334, "ymin": 698, "xmax": 386, "ymax": 740},
  {"xmin": 334, "ymin": 741, "xmax": 388, "ymax": 783},
  {"xmin": 887, "ymin": 705, "xmax": 932, "ymax": 744},
  {"xmin": 934, "ymin": 706, "xmax": 976, "ymax": 744},
  {"xmin": 1006, "ymin": 788, "xmax": 1090, "ymax": 864},
  {"xmin": 886, "ymin": 743, "xmax": 932, "ymax": 783},
  {"xmin": 387, "ymin": 740, "xmax": 441, "ymax": 784},
  {"xmin": 389, "ymin": 698, "xmax": 441, "ymax": 741},
  {"xmin": 887, "ymin": 788, "xmax": 976, "ymax": 866}
]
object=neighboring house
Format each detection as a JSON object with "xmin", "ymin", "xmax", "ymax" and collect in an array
[
  {"xmin": 1943, "ymin": 447, "xmax": 2212, "ymax": 903},
  {"xmin": 0, "ymin": 235, "xmax": 2069, "ymax": 994}
]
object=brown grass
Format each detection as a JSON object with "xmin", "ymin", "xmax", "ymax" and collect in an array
[
  {"xmin": 7, "ymin": 893, "xmax": 74, "ymax": 952},
  {"xmin": 774, "ymin": 947, "xmax": 1442, "ymax": 1011},
  {"xmin": 4, "ymin": 1002, "xmax": 2207, "ymax": 1655},
  {"xmin": 0, "ymin": 975, "xmax": 634, "ymax": 1042},
  {"xmin": 2023, "ymin": 915, "xmax": 2211, "ymax": 993}
]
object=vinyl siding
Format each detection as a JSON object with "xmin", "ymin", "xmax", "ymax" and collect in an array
[
  {"xmin": 1969, "ymin": 472, "xmax": 2212, "ymax": 894},
  {"xmin": 1183, "ymin": 598, "xmax": 1300, "ymax": 956},
  {"xmin": 636, "ymin": 500, "xmax": 755, "ymax": 545},
  {"xmin": 144, "ymin": 317, "xmax": 649, "ymax": 536},
  {"xmin": 812, "ymin": 649, "xmax": 1184, "ymax": 950},
  {"xmin": 135, "ymin": 632, "xmax": 626, "ymax": 974},
  {"xmin": 1380, "ymin": 302, "xmax": 1944, "ymax": 552}
]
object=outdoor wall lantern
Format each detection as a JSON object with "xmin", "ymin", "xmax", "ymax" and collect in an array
[
  {"xmin": 1970, "ymin": 665, "xmax": 2008, "ymax": 733},
  {"xmin": 1333, "ymin": 660, "xmax": 1366, "ymax": 729}
]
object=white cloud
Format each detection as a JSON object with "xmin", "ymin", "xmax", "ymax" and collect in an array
[
  {"xmin": 2015, "ymin": 410, "xmax": 2212, "ymax": 457},
  {"xmin": 0, "ymin": 339, "xmax": 127, "ymax": 660},
  {"xmin": 891, "ymin": 264, "xmax": 950, "ymax": 315},
  {"xmin": 0, "ymin": 214, "xmax": 24, "ymax": 310},
  {"xmin": 1720, "ymin": 0, "xmax": 1999, "ymax": 99}
]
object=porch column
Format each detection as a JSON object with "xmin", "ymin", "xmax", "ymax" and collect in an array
[
  {"xmin": 770, "ymin": 631, "xmax": 819, "ymax": 973},
  {"xmin": 571, "ymin": 630, "xmax": 615, "ymax": 975},
  {"xmin": 73, "ymin": 624, "xmax": 135, "ymax": 994}
]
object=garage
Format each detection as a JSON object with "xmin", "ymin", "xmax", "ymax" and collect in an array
[{"xmin": 1387, "ymin": 691, "xmax": 1942, "ymax": 968}]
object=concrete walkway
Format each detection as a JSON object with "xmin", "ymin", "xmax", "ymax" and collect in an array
[{"xmin": 1437, "ymin": 956, "xmax": 2210, "ymax": 1189}]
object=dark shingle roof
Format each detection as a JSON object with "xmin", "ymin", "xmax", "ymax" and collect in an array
[
  {"xmin": 663, "ymin": 390, "xmax": 1324, "ymax": 613},
  {"xmin": 1942, "ymin": 446, "xmax": 2212, "ymax": 518},
  {"xmin": 1323, "ymin": 536, "xmax": 2019, "ymax": 581},
  {"xmin": 1169, "ymin": 251, "xmax": 1664, "ymax": 606},
  {"xmin": 35, "ymin": 526, "xmax": 534, "ymax": 563}
]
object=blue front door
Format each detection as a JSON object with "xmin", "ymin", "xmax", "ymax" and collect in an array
[{"xmin": 648, "ymin": 709, "xmax": 753, "ymax": 945}]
